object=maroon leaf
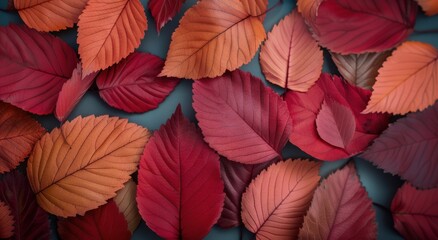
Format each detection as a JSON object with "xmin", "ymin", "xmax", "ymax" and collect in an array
[
  {"xmin": 0, "ymin": 171, "xmax": 50, "ymax": 240},
  {"xmin": 0, "ymin": 24, "xmax": 78, "ymax": 114},
  {"xmin": 148, "ymin": 0, "xmax": 186, "ymax": 32},
  {"xmin": 137, "ymin": 106, "xmax": 224, "ymax": 239},
  {"xmin": 299, "ymin": 163, "xmax": 377, "ymax": 239},
  {"xmin": 57, "ymin": 200, "xmax": 131, "ymax": 240},
  {"xmin": 391, "ymin": 183, "xmax": 438, "ymax": 239},
  {"xmin": 361, "ymin": 103, "xmax": 438, "ymax": 188},
  {"xmin": 97, "ymin": 52, "xmax": 180, "ymax": 113},
  {"xmin": 193, "ymin": 70, "xmax": 291, "ymax": 164},
  {"xmin": 0, "ymin": 201, "xmax": 14, "ymax": 238}
]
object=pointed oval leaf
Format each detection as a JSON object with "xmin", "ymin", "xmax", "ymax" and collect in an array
[
  {"xmin": 0, "ymin": 24, "xmax": 78, "ymax": 114},
  {"xmin": 97, "ymin": 52, "xmax": 180, "ymax": 113},
  {"xmin": 148, "ymin": 0, "xmax": 185, "ymax": 32},
  {"xmin": 137, "ymin": 106, "xmax": 224, "ymax": 239},
  {"xmin": 241, "ymin": 159, "xmax": 320, "ymax": 239},
  {"xmin": 331, "ymin": 51, "xmax": 391, "ymax": 90},
  {"xmin": 297, "ymin": 0, "xmax": 322, "ymax": 22},
  {"xmin": 77, "ymin": 0, "xmax": 147, "ymax": 73},
  {"xmin": 309, "ymin": 0, "xmax": 417, "ymax": 54},
  {"xmin": 284, "ymin": 73, "xmax": 389, "ymax": 161},
  {"xmin": 160, "ymin": 0, "xmax": 266, "ymax": 79},
  {"xmin": 114, "ymin": 179, "xmax": 141, "ymax": 233},
  {"xmin": 58, "ymin": 200, "xmax": 131, "ymax": 240},
  {"xmin": 391, "ymin": 183, "xmax": 438, "ymax": 239},
  {"xmin": 417, "ymin": 0, "xmax": 438, "ymax": 16},
  {"xmin": 14, "ymin": 0, "xmax": 88, "ymax": 31},
  {"xmin": 240, "ymin": 0, "xmax": 268, "ymax": 20},
  {"xmin": 364, "ymin": 41, "xmax": 438, "ymax": 114},
  {"xmin": 0, "ymin": 171, "xmax": 50, "ymax": 240},
  {"xmin": 299, "ymin": 163, "xmax": 377, "ymax": 239},
  {"xmin": 0, "ymin": 102, "xmax": 46, "ymax": 173},
  {"xmin": 260, "ymin": 11, "xmax": 322, "ymax": 91},
  {"xmin": 0, "ymin": 201, "xmax": 14, "ymax": 238},
  {"xmin": 27, "ymin": 115, "xmax": 150, "ymax": 217},
  {"xmin": 361, "ymin": 103, "xmax": 438, "ymax": 188},
  {"xmin": 193, "ymin": 70, "xmax": 291, "ymax": 164}
]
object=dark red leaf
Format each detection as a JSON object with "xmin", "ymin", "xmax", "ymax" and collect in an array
[
  {"xmin": 0, "ymin": 201, "xmax": 14, "ymax": 238},
  {"xmin": 193, "ymin": 70, "xmax": 291, "ymax": 164},
  {"xmin": 148, "ymin": 0, "xmax": 186, "ymax": 32},
  {"xmin": 284, "ymin": 73, "xmax": 389, "ymax": 161},
  {"xmin": 57, "ymin": 200, "xmax": 131, "ymax": 240},
  {"xmin": 97, "ymin": 52, "xmax": 180, "ymax": 113},
  {"xmin": 137, "ymin": 106, "xmax": 224, "ymax": 239},
  {"xmin": 0, "ymin": 171, "xmax": 50, "ymax": 240},
  {"xmin": 0, "ymin": 24, "xmax": 78, "ymax": 114}
]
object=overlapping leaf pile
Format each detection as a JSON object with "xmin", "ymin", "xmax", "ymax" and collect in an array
[{"xmin": 1, "ymin": 0, "xmax": 437, "ymax": 239}]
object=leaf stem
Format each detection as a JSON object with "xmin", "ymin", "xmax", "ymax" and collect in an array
[
  {"xmin": 373, "ymin": 202, "xmax": 391, "ymax": 212},
  {"xmin": 413, "ymin": 29, "xmax": 438, "ymax": 34}
]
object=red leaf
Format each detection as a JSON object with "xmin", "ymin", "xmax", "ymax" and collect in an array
[
  {"xmin": 299, "ymin": 163, "xmax": 377, "ymax": 239},
  {"xmin": 218, "ymin": 157, "xmax": 278, "ymax": 228},
  {"xmin": 148, "ymin": 0, "xmax": 185, "ymax": 32},
  {"xmin": 97, "ymin": 52, "xmax": 180, "ymax": 113},
  {"xmin": 308, "ymin": 0, "xmax": 417, "ymax": 54},
  {"xmin": 137, "ymin": 106, "xmax": 224, "ymax": 239},
  {"xmin": 0, "ymin": 201, "xmax": 14, "ymax": 238},
  {"xmin": 0, "ymin": 24, "xmax": 78, "ymax": 114},
  {"xmin": 284, "ymin": 73, "xmax": 389, "ymax": 161},
  {"xmin": 57, "ymin": 200, "xmax": 131, "ymax": 240},
  {"xmin": 391, "ymin": 183, "xmax": 438, "ymax": 239},
  {"xmin": 193, "ymin": 70, "xmax": 291, "ymax": 164},
  {"xmin": 0, "ymin": 171, "xmax": 50, "ymax": 240},
  {"xmin": 55, "ymin": 64, "xmax": 99, "ymax": 122},
  {"xmin": 361, "ymin": 103, "xmax": 438, "ymax": 188}
]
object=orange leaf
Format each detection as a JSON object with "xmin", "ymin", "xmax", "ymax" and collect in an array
[
  {"xmin": 27, "ymin": 115, "xmax": 150, "ymax": 217},
  {"xmin": 241, "ymin": 159, "xmax": 320, "ymax": 239},
  {"xmin": 297, "ymin": 0, "xmax": 322, "ymax": 22},
  {"xmin": 14, "ymin": 0, "xmax": 88, "ymax": 32},
  {"xmin": 260, "ymin": 10, "xmax": 322, "ymax": 91},
  {"xmin": 240, "ymin": 0, "xmax": 268, "ymax": 20},
  {"xmin": 77, "ymin": 0, "xmax": 147, "ymax": 73},
  {"xmin": 364, "ymin": 41, "xmax": 438, "ymax": 114},
  {"xmin": 417, "ymin": 0, "xmax": 438, "ymax": 16},
  {"xmin": 0, "ymin": 102, "xmax": 45, "ymax": 173},
  {"xmin": 0, "ymin": 201, "xmax": 14, "ymax": 238},
  {"xmin": 114, "ymin": 180, "xmax": 141, "ymax": 233},
  {"xmin": 160, "ymin": 0, "xmax": 266, "ymax": 79}
]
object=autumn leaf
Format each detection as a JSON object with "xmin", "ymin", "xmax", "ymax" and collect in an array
[
  {"xmin": 0, "ymin": 201, "xmax": 14, "ymax": 238},
  {"xmin": 114, "ymin": 180, "xmax": 141, "ymax": 233},
  {"xmin": 97, "ymin": 52, "xmax": 180, "ymax": 113},
  {"xmin": 160, "ymin": 0, "xmax": 266, "ymax": 79},
  {"xmin": 0, "ymin": 24, "xmax": 78, "ymax": 114},
  {"xmin": 391, "ymin": 183, "xmax": 438, "ymax": 239},
  {"xmin": 240, "ymin": 0, "xmax": 268, "ymax": 20},
  {"xmin": 331, "ymin": 51, "xmax": 391, "ymax": 90},
  {"xmin": 57, "ymin": 200, "xmax": 131, "ymax": 240},
  {"xmin": 299, "ymin": 163, "xmax": 377, "ymax": 239},
  {"xmin": 193, "ymin": 70, "xmax": 291, "ymax": 164},
  {"xmin": 260, "ymin": 10, "xmax": 322, "ymax": 91},
  {"xmin": 361, "ymin": 102, "xmax": 438, "ymax": 188},
  {"xmin": 416, "ymin": 0, "xmax": 438, "ymax": 16},
  {"xmin": 14, "ymin": 0, "xmax": 88, "ymax": 31},
  {"xmin": 241, "ymin": 159, "xmax": 320, "ymax": 239},
  {"xmin": 77, "ymin": 0, "xmax": 147, "ymax": 73},
  {"xmin": 148, "ymin": 0, "xmax": 185, "ymax": 32},
  {"xmin": 364, "ymin": 41, "xmax": 438, "ymax": 114},
  {"xmin": 27, "ymin": 115, "xmax": 150, "ymax": 217},
  {"xmin": 297, "ymin": 0, "xmax": 322, "ymax": 22},
  {"xmin": 137, "ymin": 106, "xmax": 224, "ymax": 239}
]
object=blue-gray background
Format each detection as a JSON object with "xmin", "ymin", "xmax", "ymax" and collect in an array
[{"xmin": 1, "ymin": 0, "xmax": 438, "ymax": 239}]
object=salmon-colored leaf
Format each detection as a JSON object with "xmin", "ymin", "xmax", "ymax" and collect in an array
[
  {"xmin": 331, "ymin": 51, "xmax": 391, "ymax": 90},
  {"xmin": 14, "ymin": 0, "xmax": 88, "ymax": 31},
  {"xmin": 0, "ymin": 201, "xmax": 14, "ymax": 238},
  {"xmin": 193, "ymin": 70, "xmax": 291, "ymax": 164},
  {"xmin": 27, "ymin": 115, "xmax": 150, "ymax": 217},
  {"xmin": 114, "ymin": 179, "xmax": 141, "ymax": 233},
  {"xmin": 299, "ymin": 163, "xmax": 377, "ymax": 239},
  {"xmin": 0, "ymin": 171, "xmax": 50, "ymax": 240},
  {"xmin": 160, "ymin": 0, "xmax": 266, "ymax": 79},
  {"xmin": 137, "ymin": 106, "xmax": 224, "ymax": 239},
  {"xmin": 55, "ymin": 64, "xmax": 99, "ymax": 122},
  {"xmin": 260, "ymin": 11, "xmax": 322, "ymax": 91},
  {"xmin": 97, "ymin": 52, "xmax": 180, "ymax": 113},
  {"xmin": 77, "ymin": 0, "xmax": 147, "ymax": 73},
  {"xmin": 417, "ymin": 0, "xmax": 438, "ymax": 16},
  {"xmin": 148, "ymin": 0, "xmax": 185, "ymax": 32},
  {"xmin": 58, "ymin": 200, "xmax": 131, "ymax": 240},
  {"xmin": 0, "ymin": 102, "xmax": 45, "ymax": 173},
  {"xmin": 316, "ymin": 99, "xmax": 356, "ymax": 149},
  {"xmin": 297, "ymin": 0, "xmax": 322, "ymax": 22},
  {"xmin": 308, "ymin": 0, "xmax": 417, "ymax": 54},
  {"xmin": 364, "ymin": 41, "xmax": 438, "ymax": 114},
  {"xmin": 284, "ymin": 73, "xmax": 389, "ymax": 161},
  {"xmin": 361, "ymin": 103, "xmax": 438, "ymax": 188},
  {"xmin": 241, "ymin": 159, "xmax": 320, "ymax": 239},
  {"xmin": 240, "ymin": 0, "xmax": 268, "ymax": 20},
  {"xmin": 391, "ymin": 183, "xmax": 438, "ymax": 239},
  {"xmin": 0, "ymin": 24, "xmax": 78, "ymax": 114}
]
